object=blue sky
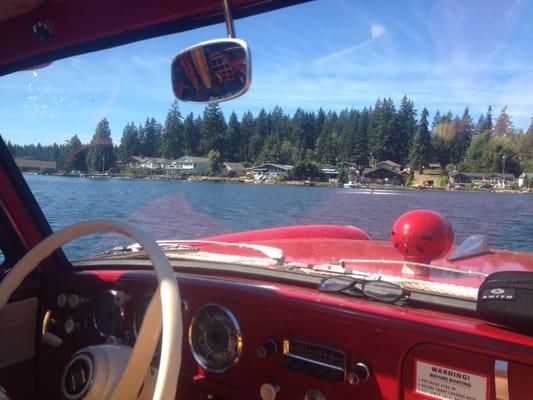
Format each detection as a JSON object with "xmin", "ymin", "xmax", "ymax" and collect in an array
[{"xmin": 0, "ymin": 0, "xmax": 532, "ymax": 145}]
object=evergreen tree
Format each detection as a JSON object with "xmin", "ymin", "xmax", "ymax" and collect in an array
[
  {"xmin": 409, "ymin": 108, "xmax": 430, "ymax": 172},
  {"xmin": 86, "ymin": 118, "xmax": 115, "ymax": 171},
  {"xmin": 182, "ymin": 113, "xmax": 199, "ymax": 156},
  {"xmin": 225, "ymin": 111, "xmax": 241, "ymax": 161},
  {"xmin": 118, "ymin": 122, "xmax": 140, "ymax": 161},
  {"xmin": 396, "ymin": 95, "xmax": 417, "ymax": 163},
  {"xmin": 141, "ymin": 117, "xmax": 162, "ymax": 157},
  {"xmin": 64, "ymin": 135, "xmax": 87, "ymax": 171},
  {"xmin": 494, "ymin": 105, "xmax": 513, "ymax": 137},
  {"xmin": 238, "ymin": 111, "xmax": 255, "ymax": 161},
  {"xmin": 160, "ymin": 101, "xmax": 183, "ymax": 159},
  {"xmin": 483, "ymin": 105, "xmax": 493, "ymax": 132},
  {"xmin": 200, "ymin": 103, "xmax": 227, "ymax": 158}
]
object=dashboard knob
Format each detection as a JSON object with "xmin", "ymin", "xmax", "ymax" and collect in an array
[
  {"xmin": 304, "ymin": 388, "xmax": 326, "ymax": 400},
  {"xmin": 57, "ymin": 294, "xmax": 67, "ymax": 308},
  {"xmin": 257, "ymin": 340, "xmax": 278, "ymax": 358},
  {"xmin": 259, "ymin": 383, "xmax": 280, "ymax": 400},
  {"xmin": 68, "ymin": 294, "xmax": 82, "ymax": 308},
  {"xmin": 351, "ymin": 362, "xmax": 371, "ymax": 383},
  {"xmin": 64, "ymin": 318, "xmax": 77, "ymax": 334}
]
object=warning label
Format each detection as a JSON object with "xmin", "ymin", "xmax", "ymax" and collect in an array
[{"xmin": 415, "ymin": 360, "xmax": 487, "ymax": 400}]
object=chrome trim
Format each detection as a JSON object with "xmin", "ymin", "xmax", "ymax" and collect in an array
[
  {"xmin": 222, "ymin": 0, "xmax": 236, "ymax": 38},
  {"xmin": 188, "ymin": 303, "xmax": 242, "ymax": 374},
  {"xmin": 92, "ymin": 290, "xmax": 125, "ymax": 338},
  {"xmin": 494, "ymin": 360, "xmax": 509, "ymax": 400},
  {"xmin": 284, "ymin": 353, "xmax": 344, "ymax": 372}
]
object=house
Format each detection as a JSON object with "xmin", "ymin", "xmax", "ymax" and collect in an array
[
  {"xmin": 361, "ymin": 166, "xmax": 405, "ymax": 185},
  {"xmin": 171, "ymin": 156, "xmax": 209, "ymax": 175},
  {"xmin": 425, "ymin": 163, "xmax": 442, "ymax": 175},
  {"xmin": 375, "ymin": 160, "xmax": 401, "ymax": 172},
  {"xmin": 320, "ymin": 163, "xmax": 338, "ymax": 179},
  {"xmin": 336, "ymin": 162, "xmax": 358, "ymax": 172},
  {"xmin": 252, "ymin": 163, "xmax": 293, "ymax": 182},
  {"xmin": 449, "ymin": 172, "xmax": 515, "ymax": 188},
  {"xmin": 222, "ymin": 162, "xmax": 246, "ymax": 176},
  {"xmin": 124, "ymin": 156, "xmax": 172, "ymax": 170},
  {"xmin": 518, "ymin": 172, "xmax": 532, "ymax": 188},
  {"xmin": 15, "ymin": 158, "xmax": 57, "ymax": 171}
]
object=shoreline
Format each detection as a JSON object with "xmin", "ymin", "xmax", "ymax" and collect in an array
[{"xmin": 22, "ymin": 172, "xmax": 532, "ymax": 194}]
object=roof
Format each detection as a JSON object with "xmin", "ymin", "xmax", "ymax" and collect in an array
[
  {"xmin": 223, "ymin": 162, "xmax": 245, "ymax": 171},
  {"xmin": 15, "ymin": 158, "xmax": 56, "ymax": 169},
  {"xmin": 362, "ymin": 167, "xmax": 402, "ymax": 176},
  {"xmin": 126, "ymin": 156, "xmax": 171, "ymax": 164},
  {"xmin": 0, "ymin": 0, "xmax": 310, "ymax": 77},
  {"xmin": 451, "ymin": 172, "xmax": 515, "ymax": 179},
  {"xmin": 428, "ymin": 163, "xmax": 442, "ymax": 168},
  {"xmin": 376, "ymin": 160, "xmax": 401, "ymax": 167},
  {"xmin": 519, "ymin": 172, "xmax": 533, "ymax": 178},
  {"xmin": 252, "ymin": 163, "xmax": 293, "ymax": 171},
  {"xmin": 175, "ymin": 156, "xmax": 209, "ymax": 163}
]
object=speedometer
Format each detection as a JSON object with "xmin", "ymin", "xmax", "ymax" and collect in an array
[{"xmin": 188, "ymin": 304, "xmax": 242, "ymax": 373}]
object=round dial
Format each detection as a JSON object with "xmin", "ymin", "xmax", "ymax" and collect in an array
[
  {"xmin": 189, "ymin": 304, "xmax": 242, "ymax": 373},
  {"xmin": 92, "ymin": 291, "xmax": 124, "ymax": 337}
]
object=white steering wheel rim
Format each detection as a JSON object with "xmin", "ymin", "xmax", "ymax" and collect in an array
[{"xmin": 0, "ymin": 219, "xmax": 182, "ymax": 400}]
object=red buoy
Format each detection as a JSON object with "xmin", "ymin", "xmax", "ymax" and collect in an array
[{"xmin": 391, "ymin": 210, "xmax": 454, "ymax": 265}]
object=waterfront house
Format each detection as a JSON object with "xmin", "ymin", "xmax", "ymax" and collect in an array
[
  {"xmin": 124, "ymin": 156, "xmax": 172, "ymax": 170},
  {"xmin": 425, "ymin": 163, "xmax": 442, "ymax": 174},
  {"xmin": 15, "ymin": 158, "xmax": 57, "ymax": 171},
  {"xmin": 252, "ymin": 163, "xmax": 293, "ymax": 182},
  {"xmin": 361, "ymin": 166, "xmax": 404, "ymax": 185},
  {"xmin": 222, "ymin": 162, "xmax": 246, "ymax": 176},
  {"xmin": 518, "ymin": 172, "xmax": 532, "ymax": 188},
  {"xmin": 336, "ymin": 161, "xmax": 358, "ymax": 172},
  {"xmin": 449, "ymin": 172, "xmax": 515, "ymax": 188},
  {"xmin": 320, "ymin": 164, "xmax": 339, "ymax": 181},
  {"xmin": 375, "ymin": 160, "xmax": 401, "ymax": 172},
  {"xmin": 171, "ymin": 156, "xmax": 209, "ymax": 175}
]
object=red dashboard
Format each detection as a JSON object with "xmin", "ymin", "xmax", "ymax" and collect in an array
[{"xmin": 38, "ymin": 268, "xmax": 533, "ymax": 400}]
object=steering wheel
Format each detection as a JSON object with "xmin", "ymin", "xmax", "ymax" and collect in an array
[{"xmin": 0, "ymin": 220, "xmax": 182, "ymax": 400}]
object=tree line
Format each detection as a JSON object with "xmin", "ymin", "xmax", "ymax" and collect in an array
[{"xmin": 5, "ymin": 97, "xmax": 533, "ymax": 176}]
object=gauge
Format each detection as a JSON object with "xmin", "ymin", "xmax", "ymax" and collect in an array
[
  {"xmin": 92, "ymin": 291, "xmax": 124, "ymax": 337},
  {"xmin": 189, "ymin": 304, "xmax": 242, "ymax": 373},
  {"xmin": 57, "ymin": 293, "xmax": 67, "ymax": 308}
]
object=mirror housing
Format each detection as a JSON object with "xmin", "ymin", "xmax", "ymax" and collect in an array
[{"xmin": 171, "ymin": 38, "xmax": 251, "ymax": 103}]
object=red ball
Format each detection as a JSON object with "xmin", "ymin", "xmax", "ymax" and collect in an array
[{"xmin": 391, "ymin": 210, "xmax": 454, "ymax": 264}]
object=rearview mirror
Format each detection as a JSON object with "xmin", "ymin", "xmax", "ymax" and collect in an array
[{"xmin": 171, "ymin": 38, "xmax": 251, "ymax": 103}]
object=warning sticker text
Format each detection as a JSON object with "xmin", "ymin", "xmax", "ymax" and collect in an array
[{"xmin": 415, "ymin": 360, "xmax": 487, "ymax": 400}]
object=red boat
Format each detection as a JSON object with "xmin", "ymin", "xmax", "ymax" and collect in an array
[{"xmin": 0, "ymin": 1, "xmax": 532, "ymax": 400}]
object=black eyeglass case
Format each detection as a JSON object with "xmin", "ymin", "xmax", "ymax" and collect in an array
[{"xmin": 477, "ymin": 271, "xmax": 533, "ymax": 335}]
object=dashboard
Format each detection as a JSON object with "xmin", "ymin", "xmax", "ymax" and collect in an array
[{"xmin": 40, "ymin": 268, "xmax": 533, "ymax": 400}]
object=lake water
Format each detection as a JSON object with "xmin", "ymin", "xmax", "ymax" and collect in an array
[{"xmin": 25, "ymin": 175, "xmax": 532, "ymax": 259}]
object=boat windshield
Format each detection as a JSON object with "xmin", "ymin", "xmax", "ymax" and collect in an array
[{"xmin": 1, "ymin": 1, "xmax": 532, "ymax": 302}]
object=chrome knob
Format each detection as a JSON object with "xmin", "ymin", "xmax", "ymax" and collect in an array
[
  {"xmin": 259, "ymin": 383, "xmax": 280, "ymax": 400},
  {"xmin": 57, "ymin": 293, "xmax": 67, "ymax": 308},
  {"xmin": 257, "ymin": 340, "xmax": 278, "ymax": 358},
  {"xmin": 304, "ymin": 388, "xmax": 326, "ymax": 400},
  {"xmin": 68, "ymin": 294, "xmax": 81, "ymax": 308},
  {"xmin": 64, "ymin": 318, "xmax": 77, "ymax": 334},
  {"xmin": 354, "ymin": 362, "xmax": 371, "ymax": 381}
]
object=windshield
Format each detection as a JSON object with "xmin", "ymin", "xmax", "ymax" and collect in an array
[{"xmin": 1, "ymin": 1, "xmax": 532, "ymax": 298}]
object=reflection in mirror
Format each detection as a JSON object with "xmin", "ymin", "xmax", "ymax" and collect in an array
[
  {"xmin": 363, "ymin": 281, "xmax": 404, "ymax": 303},
  {"xmin": 171, "ymin": 38, "xmax": 251, "ymax": 103}
]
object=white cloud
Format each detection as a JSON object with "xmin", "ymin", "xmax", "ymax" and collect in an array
[{"xmin": 371, "ymin": 24, "xmax": 386, "ymax": 39}]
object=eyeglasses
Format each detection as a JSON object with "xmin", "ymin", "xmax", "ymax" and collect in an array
[{"xmin": 318, "ymin": 275, "xmax": 407, "ymax": 304}]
